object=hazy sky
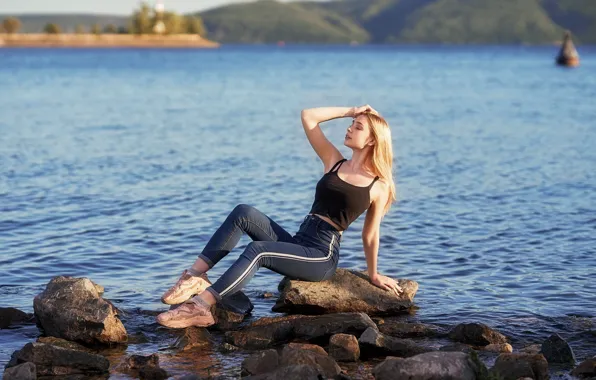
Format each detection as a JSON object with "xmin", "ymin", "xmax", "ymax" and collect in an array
[{"xmin": 0, "ymin": 0, "xmax": 297, "ymax": 15}]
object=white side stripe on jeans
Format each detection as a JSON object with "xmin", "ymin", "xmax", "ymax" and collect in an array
[{"xmin": 219, "ymin": 234, "xmax": 336, "ymax": 297}]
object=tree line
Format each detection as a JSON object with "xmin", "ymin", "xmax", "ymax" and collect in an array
[{"xmin": 0, "ymin": 2, "xmax": 206, "ymax": 36}]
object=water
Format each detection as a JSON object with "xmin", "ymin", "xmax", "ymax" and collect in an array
[{"xmin": 1, "ymin": 45, "xmax": 595, "ymax": 377}]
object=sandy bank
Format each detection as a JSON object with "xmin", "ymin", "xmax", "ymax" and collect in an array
[{"xmin": 0, "ymin": 33, "xmax": 220, "ymax": 48}]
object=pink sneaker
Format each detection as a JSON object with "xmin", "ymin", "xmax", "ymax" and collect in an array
[
  {"xmin": 161, "ymin": 270, "xmax": 212, "ymax": 305},
  {"xmin": 156, "ymin": 298, "xmax": 215, "ymax": 328}
]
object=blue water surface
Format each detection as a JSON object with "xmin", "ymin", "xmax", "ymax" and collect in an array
[{"xmin": 1, "ymin": 45, "xmax": 595, "ymax": 376}]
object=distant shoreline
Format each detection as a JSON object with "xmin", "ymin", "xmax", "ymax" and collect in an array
[{"xmin": 0, "ymin": 33, "xmax": 220, "ymax": 48}]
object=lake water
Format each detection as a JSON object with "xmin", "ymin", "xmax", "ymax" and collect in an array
[{"xmin": 1, "ymin": 45, "xmax": 595, "ymax": 377}]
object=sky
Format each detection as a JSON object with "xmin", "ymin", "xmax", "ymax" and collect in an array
[{"xmin": 0, "ymin": 0, "xmax": 301, "ymax": 15}]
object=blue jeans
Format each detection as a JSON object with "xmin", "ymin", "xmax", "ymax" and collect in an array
[{"xmin": 199, "ymin": 204, "xmax": 341, "ymax": 301}]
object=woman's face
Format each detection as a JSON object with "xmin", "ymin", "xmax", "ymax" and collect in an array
[{"xmin": 344, "ymin": 115, "xmax": 374, "ymax": 150}]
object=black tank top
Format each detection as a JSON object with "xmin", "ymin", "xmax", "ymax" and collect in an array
[{"xmin": 309, "ymin": 159, "xmax": 379, "ymax": 231}]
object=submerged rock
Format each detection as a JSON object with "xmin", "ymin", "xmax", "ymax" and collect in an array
[
  {"xmin": 173, "ymin": 327, "xmax": 213, "ymax": 351},
  {"xmin": 373, "ymin": 351, "xmax": 485, "ymax": 380},
  {"xmin": 489, "ymin": 353, "xmax": 549, "ymax": 380},
  {"xmin": 5, "ymin": 341, "xmax": 109, "ymax": 377},
  {"xmin": 33, "ymin": 276, "xmax": 127, "ymax": 345},
  {"xmin": 358, "ymin": 327, "xmax": 430, "ymax": 359},
  {"xmin": 556, "ymin": 30, "xmax": 580, "ymax": 67},
  {"xmin": 540, "ymin": 333, "xmax": 575, "ymax": 365},
  {"xmin": 571, "ymin": 356, "xmax": 596, "ymax": 378},
  {"xmin": 273, "ymin": 269, "xmax": 416, "ymax": 315},
  {"xmin": 126, "ymin": 353, "xmax": 159, "ymax": 369},
  {"xmin": 448, "ymin": 322, "xmax": 507, "ymax": 346},
  {"xmin": 377, "ymin": 319, "xmax": 448, "ymax": 338},
  {"xmin": 225, "ymin": 312, "xmax": 376, "ymax": 349},
  {"xmin": 0, "ymin": 307, "xmax": 33, "ymax": 329}
]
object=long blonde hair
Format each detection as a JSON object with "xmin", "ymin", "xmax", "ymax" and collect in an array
[{"xmin": 363, "ymin": 113, "xmax": 396, "ymax": 216}]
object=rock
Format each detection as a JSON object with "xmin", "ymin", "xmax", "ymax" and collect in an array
[
  {"xmin": 0, "ymin": 307, "xmax": 32, "ymax": 329},
  {"xmin": 245, "ymin": 364, "xmax": 322, "ymax": 380},
  {"xmin": 279, "ymin": 344, "xmax": 341, "ymax": 378},
  {"xmin": 448, "ymin": 322, "xmax": 507, "ymax": 346},
  {"xmin": 178, "ymin": 375, "xmax": 203, "ymax": 380},
  {"xmin": 273, "ymin": 269, "xmax": 416, "ymax": 315},
  {"xmin": 439, "ymin": 343, "xmax": 475, "ymax": 353},
  {"xmin": 378, "ymin": 319, "xmax": 447, "ymax": 338},
  {"xmin": 483, "ymin": 343, "xmax": 513, "ymax": 353},
  {"xmin": 36, "ymin": 336, "xmax": 89, "ymax": 351},
  {"xmin": 520, "ymin": 344, "xmax": 542, "ymax": 355},
  {"xmin": 3, "ymin": 362, "xmax": 36, "ymax": 380},
  {"xmin": 91, "ymin": 280, "xmax": 105, "ymax": 294},
  {"xmin": 540, "ymin": 333, "xmax": 575, "ymax": 365},
  {"xmin": 489, "ymin": 353, "xmax": 549, "ymax": 380},
  {"xmin": 173, "ymin": 327, "xmax": 213, "ymax": 351},
  {"xmin": 358, "ymin": 327, "xmax": 430, "ymax": 359},
  {"xmin": 220, "ymin": 343, "xmax": 240, "ymax": 353},
  {"xmin": 260, "ymin": 292, "xmax": 274, "ymax": 298},
  {"xmin": 126, "ymin": 354, "xmax": 159, "ymax": 369},
  {"xmin": 225, "ymin": 312, "xmax": 376, "ymax": 349},
  {"xmin": 5, "ymin": 341, "xmax": 109, "ymax": 377},
  {"xmin": 139, "ymin": 365, "xmax": 168, "ymax": 380},
  {"xmin": 241, "ymin": 349, "xmax": 279, "ymax": 376},
  {"xmin": 285, "ymin": 342, "xmax": 327, "ymax": 356},
  {"xmin": 328, "ymin": 334, "xmax": 359, "ymax": 362},
  {"xmin": 213, "ymin": 291, "xmax": 254, "ymax": 330},
  {"xmin": 33, "ymin": 276, "xmax": 127, "ymax": 345},
  {"xmin": 373, "ymin": 351, "xmax": 485, "ymax": 380},
  {"xmin": 571, "ymin": 357, "xmax": 596, "ymax": 378}
]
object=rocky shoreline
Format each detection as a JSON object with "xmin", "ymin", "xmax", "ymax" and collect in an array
[
  {"xmin": 0, "ymin": 33, "xmax": 220, "ymax": 48},
  {"xmin": 2, "ymin": 269, "xmax": 594, "ymax": 379}
]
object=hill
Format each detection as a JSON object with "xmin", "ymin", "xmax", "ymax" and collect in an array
[{"xmin": 1, "ymin": 14, "xmax": 129, "ymax": 33}]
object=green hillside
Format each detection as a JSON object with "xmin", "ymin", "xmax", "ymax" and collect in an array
[
  {"xmin": 3, "ymin": 0, "xmax": 595, "ymax": 44},
  {"xmin": 199, "ymin": 0, "xmax": 368, "ymax": 43}
]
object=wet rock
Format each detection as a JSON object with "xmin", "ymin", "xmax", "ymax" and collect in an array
[
  {"xmin": 377, "ymin": 319, "xmax": 447, "ymax": 338},
  {"xmin": 245, "ymin": 364, "xmax": 322, "ymax": 380},
  {"xmin": 241, "ymin": 349, "xmax": 279, "ymax": 376},
  {"xmin": 483, "ymin": 343, "xmax": 513, "ymax": 353},
  {"xmin": 139, "ymin": 365, "xmax": 168, "ymax": 380},
  {"xmin": 571, "ymin": 357, "xmax": 596, "ymax": 378},
  {"xmin": 273, "ymin": 269, "xmax": 416, "ymax": 315},
  {"xmin": 225, "ymin": 312, "xmax": 376, "ymax": 349},
  {"xmin": 285, "ymin": 342, "xmax": 327, "ymax": 356},
  {"xmin": 540, "ymin": 333, "xmax": 575, "ymax": 365},
  {"xmin": 5, "ymin": 341, "xmax": 109, "ymax": 377},
  {"xmin": 329, "ymin": 334, "xmax": 359, "ymax": 362},
  {"xmin": 214, "ymin": 291, "xmax": 254, "ymax": 330},
  {"xmin": 178, "ymin": 375, "xmax": 203, "ymax": 380},
  {"xmin": 3, "ymin": 362, "xmax": 36, "ymax": 380},
  {"xmin": 260, "ymin": 292, "xmax": 274, "ymax": 299},
  {"xmin": 36, "ymin": 336, "xmax": 90, "ymax": 351},
  {"xmin": 439, "ymin": 343, "xmax": 475, "ymax": 353},
  {"xmin": 173, "ymin": 327, "xmax": 213, "ymax": 351},
  {"xmin": 220, "ymin": 343, "xmax": 240, "ymax": 353},
  {"xmin": 33, "ymin": 276, "xmax": 127, "ymax": 345},
  {"xmin": 358, "ymin": 327, "xmax": 430, "ymax": 359},
  {"xmin": 91, "ymin": 280, "xmax": 104, "ymax": 294},
  {"xmin": 373, "ymin": 351, "xmax": 485, "ymax": 380},
  {"xmin": 520, "ymin": 344, "xmax": 542, "ymax": 355},
  {"xmin": 489, "ymin": 353, "xmax": 549, "ymax": 380},
  {"xmin": 126, "ymin": 354, "xmax": 159, "ymax": 369},
  {"xmin": 279, "ymin": 344, "xmax": 341, "ymax": 378},
  {"xmin": 448, "ymin": 322, "xmax": 507, "ymax": 346},
  {"xmin": 0, "ymin": 307, "xmax": 33, "ymax": 329}
]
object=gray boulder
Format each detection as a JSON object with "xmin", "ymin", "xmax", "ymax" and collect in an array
[
  {"xmin": 279, "ymin": 344, "xmax": 341, "ymax": 378},
  {"xmin": 273, "ymin": 269, "xmax": 416, "ymax": 315},
  {"xmin": 225, "ymin": 312, "xmax": 376, "ymax": 349},
  {"xmin": 448, "ymin": 322, "xmax": 507, "ymax": 346},
  {"xmin": 358, "ymin": 327, "xmax": 430, "ymax": 359},
  {"xmin": 33, "ymin": 276, "xmax": 127, "ymax": 345},
  {"xmin": 241, "ymin": 349, "xmax": 279, "ymax": 377},
  {"xmin": 540, "ymin": 333, "xmax": 575, "ymax": 365},
  {"xmin": 489, "ymin": 353, "xmax": 549, "ymax": 380},
  {"xmin": 377, "ymin": 318, "xmax": 447, "ymax": 338},
  {"xmin": 373, "ymin": 351, "xmax": 486, "ymax": 380},
  {"xmin": 3, "ymin": 362, "xmax": 36, "ymax": 380},
  {"xmin": 5, "ymin": 341, "xmax": 109, "ymax": 377}
]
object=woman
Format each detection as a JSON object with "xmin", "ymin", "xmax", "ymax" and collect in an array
[{"xmin": 156, "ymin": 105, "xmax": 401, "ymax": 329}]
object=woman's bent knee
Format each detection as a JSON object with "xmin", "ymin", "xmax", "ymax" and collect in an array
[{"xmin": 231, "ymin": 203, "xmax": 256, "ymax": 219}]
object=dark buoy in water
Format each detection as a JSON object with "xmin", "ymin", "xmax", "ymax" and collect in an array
[{"xmin": 556, "ymin": 31, "xmax": 580, "ymax": 67}]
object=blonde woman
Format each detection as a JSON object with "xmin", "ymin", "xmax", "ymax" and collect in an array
[{"xmin": 156, "ymin": 105, "xmax": 401, "ymax": 328}]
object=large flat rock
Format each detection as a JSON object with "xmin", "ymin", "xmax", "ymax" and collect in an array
[{"xmin": 273, "ymin": 269, "xmax": 416, "ymax": 315}]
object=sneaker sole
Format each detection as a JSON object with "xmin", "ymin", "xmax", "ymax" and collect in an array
[{"xmin": 161, "ymin": 283, "xmax": 211, "ymax": 305}]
